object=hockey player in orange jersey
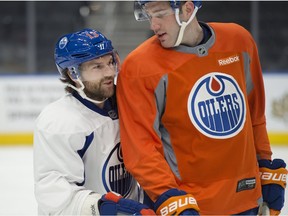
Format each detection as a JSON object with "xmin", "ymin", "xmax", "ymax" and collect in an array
[{"xmin": 116, "ymin": 1, "xmax": 287, "ymax": 215}]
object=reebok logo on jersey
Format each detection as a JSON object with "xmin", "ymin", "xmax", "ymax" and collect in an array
[
  {"xmin": 218, "ymin": 55, "xmax": 240, "ymax": 66},
  {"xmin": 187, "ymin": 72, "xmax": 246, "ymax": 139}
]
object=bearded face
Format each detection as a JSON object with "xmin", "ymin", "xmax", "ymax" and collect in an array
[
  {"xmin": 82, "ymin": 76, "xmax": 115, "ymax": 102},
  {"xmin": 72, "ymin": 54, "xmax": 117, "ymax": 104}
]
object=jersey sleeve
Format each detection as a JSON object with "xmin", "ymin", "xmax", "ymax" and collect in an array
[
  {"xmin": 246, "ymin": 32, "xmax": 272, "ymax": 160},
  {"xmin": 34, "ymin": 116, "xmax": 94, "ymax": 214},
  {"xmin": 117, "ymin": 60, "xmax": 179, "ymax": 202}
]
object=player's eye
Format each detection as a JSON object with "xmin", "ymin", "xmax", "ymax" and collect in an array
[
  {"xmin": 154, "ymin": 11, "xmax": 167, "ymax": 18},
  {"xmin": 146, "ymin": 8, "xmax": 174, "ymax": 20},
  {"xmin": 93, "ymin": 64, "xmax": 104, "ymax": 70}
]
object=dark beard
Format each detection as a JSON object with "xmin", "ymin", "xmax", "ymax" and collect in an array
[{"xmin": 82, "ymin": 79, "xmax": 115, "ymax": 101}]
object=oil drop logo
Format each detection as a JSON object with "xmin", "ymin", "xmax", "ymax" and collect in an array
[
  {"xmin": 187, "ymin": 72, "xmax": 246, "ymax": 139},
  {"xmin": 102, "ymin": 143, "xmax": 134, "ymax": 197}
]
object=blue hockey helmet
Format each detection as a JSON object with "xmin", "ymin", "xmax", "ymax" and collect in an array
[
  {"xmin": 134, "ymin": 0, "xmax": 202, "ymax": 21},
  {"xmin": 54, "ymin": 28, "xmax": 117, "ymax": 79}
]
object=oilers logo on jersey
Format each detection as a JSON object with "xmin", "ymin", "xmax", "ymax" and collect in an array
[
  {"xmin": 187, "ymin": 72, "xmax": 246, "ymax": 139},
  {"xmin": 102, "ymin": 142, "xmax": 134, "ymax": 197}
]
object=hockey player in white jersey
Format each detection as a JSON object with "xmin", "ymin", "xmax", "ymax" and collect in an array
[{"xmin": 33, "ymin": 28, "xmax": 155, "ymax": 215}]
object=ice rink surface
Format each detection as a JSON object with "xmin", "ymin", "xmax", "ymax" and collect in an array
[{"xmin": 0, "ymin": 145, "xmax": 287, "ymax": 215}]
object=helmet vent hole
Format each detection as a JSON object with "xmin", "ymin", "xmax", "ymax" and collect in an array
[{"xmin": 71, "ymin": 53, "xmax": 90, "ymax": 58}]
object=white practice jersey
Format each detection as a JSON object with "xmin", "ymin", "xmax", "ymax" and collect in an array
[{"xmin": 34, "ymin": 92, "xmax": 140, "ymax": 215}]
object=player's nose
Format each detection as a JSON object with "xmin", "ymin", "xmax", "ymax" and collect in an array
[{"xmin": 149, "ymin": 18, "xmax": 161, "ymax": 32}]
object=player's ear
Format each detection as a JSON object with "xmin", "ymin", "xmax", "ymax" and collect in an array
[{"xmin": 182, "ymin": 1, "xmax": 194, "ymax": 17}]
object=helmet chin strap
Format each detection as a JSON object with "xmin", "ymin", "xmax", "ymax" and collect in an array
[
  {"xmin": 67, "ymin": 79, "xmax": 108, "ymax": 104},
  {"xmin": 173, "ymin": 6, "xmax": 199, "ymax": 47}
]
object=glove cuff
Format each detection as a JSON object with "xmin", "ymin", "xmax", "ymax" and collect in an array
[
  {"xmin": 156, "ymin": 194, "xmax": 200, "ymax": 215},
  {"xmin": 259, "ymin": 167, "xmax": 287, "ymax": 188},
  {"xmin": 155, "ymin": 189, "xmax": 200, "ymax": 216},
  {"xmin": 99, "ymin": 192, "xmax": 155, "ymax": 215}
]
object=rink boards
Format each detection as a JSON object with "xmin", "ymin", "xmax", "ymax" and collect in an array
[{"xmin": 0, "ymin": 73, "xmax": 288, "ymax": 145}]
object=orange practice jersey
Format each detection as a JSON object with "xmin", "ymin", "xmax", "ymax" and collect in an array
[{"xmin": 117, "ymin": 22, "xmax": 272, "ymax": 215}]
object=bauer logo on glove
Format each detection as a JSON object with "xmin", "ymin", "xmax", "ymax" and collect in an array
[
  {"xmin": 259, "ymin": 167, "xmax": 287, "ymax": 188},
  {"xmin": 258, "ymin": 159, "xmax": 288, "ymax": 215},
  {"xmin": 158, "ymin": 195, "xmax": 199, "ymax": 216},
  {"xmin": 154, "ymin": 189, "xmax": 200, "ymax": 216}
]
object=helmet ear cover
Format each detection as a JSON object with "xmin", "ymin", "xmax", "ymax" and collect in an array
[{"xmin": 68, "ymin": 67, "xmax": 79, "ymax": 80}]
